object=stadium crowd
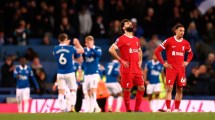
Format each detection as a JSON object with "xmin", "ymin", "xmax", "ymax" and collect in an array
[{"xmin": 0, "ymin": 0, "xmax": 215, "ymax": 111}]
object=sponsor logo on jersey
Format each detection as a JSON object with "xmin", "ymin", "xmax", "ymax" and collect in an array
[
  {"xmin": 129, "ymin": 48, "xmax": 139, "ymax": 53},
  {"xmin": 172, "ymin": 51, "xmax": 184, "ymax": 56},
  {"xmin": 172, "ymin": 46, "xmax": 176, "ymax": 48},
  {"xmin": 85, "ymin": 57, "xmax": 94, "ymax": 62}
]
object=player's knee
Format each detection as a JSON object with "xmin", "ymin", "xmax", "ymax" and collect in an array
[{"xmin": 166, "ymin": 86, "xmax": 173, "ymax": 93}]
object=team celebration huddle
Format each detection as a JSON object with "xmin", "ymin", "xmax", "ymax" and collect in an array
[{"xmin": 41, "ymin": 19, "xmax": 193, "ymax": 113}]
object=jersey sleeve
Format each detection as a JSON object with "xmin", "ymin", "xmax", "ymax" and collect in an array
[
  {"xmin": 74, "ymin": 53, "xmax": 81, "ymax": 59},
  {"xmin": 114, "ymin": 38, "xmax": 123, "ymax": 49},
  {"xmin": 185, "ymin": 42, "xmax": 192, "ymax": 52},
  {"xmin": 160, "ymin": 39, "xmax": 169, "ymax": 49},
  {"xmin": 71, "ymin": 46, "xmax": 77, "ymax": 54}
]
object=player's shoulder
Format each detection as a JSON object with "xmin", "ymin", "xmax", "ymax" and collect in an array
[
  {"xmin": 95, "ymin": 46, "xmax": 101, "ymax": 50},
  {"xmin": 147, "ymin": 60, "xmax": 153, "ymax": 64},
  {"xmin": 182, "ymin": 39, "xmax": 190, "ymax": 44}
]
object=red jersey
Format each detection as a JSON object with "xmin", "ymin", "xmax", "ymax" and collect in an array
[
  {"xmin": 160, "ymin": 36, "xmax": 192, "ymax": 71},
  {"xmin": 114, "ymin": 34, "xmax": 142, "ymax": 74}
]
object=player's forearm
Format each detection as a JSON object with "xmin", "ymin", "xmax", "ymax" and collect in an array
[
  {"xmin": 138, "ymin": 48, "xmax": 143, "ymax": 64},
  {"xmin": 109, "ymin": 45, "xmax": 121, "ymax": 61},
  {"xmin": 154, "ymin": 46, "xmax": 165, "ymax": 64},
  {"xmin": 91, "ymin": 48, "xmax": 102, "ymax": 56},
  {"xmin": 186, "ymin": 51, "xmax": 193, "ymax": 63},
  {"xmin": 75, "ymin": 44, "xmax": 84, "ymax": 54}
]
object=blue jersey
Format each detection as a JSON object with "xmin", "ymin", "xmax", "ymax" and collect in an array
[
  {"xmin": 14, "ymin": 65, "xmax": 39, "ymax": 89},
  {"xmin": 83, "ymin": 46, "xmax": 102, "ymax": 75},
  {"xmin": 105, "ymin": 60, "xmax": 120, "ymax": 83},
  {"xmin": 73, "ymin": 61, "xmax": 80, "ymax": 72},
  {"xmin": 145, "ymin": 60, "xmax": 163, "ymax": 84},
  {"xmin": 53, "ymin": 44, "xmax": 77, "ymax": 74}
]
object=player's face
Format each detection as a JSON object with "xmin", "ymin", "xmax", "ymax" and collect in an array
[
  {"xmin": 85, "ymin": 40, "xmax": 94, "ymax": 48},
  {"xmin": 124, "ymin": 21, "xmax": 134, "ymax": 32},
  {"xmin": 175, "ymin": 27, "xmax": 185, "ymax": 38},
  {"xmin": 152, "ymin": 54, "xmax": 157, "ymax": 61}
]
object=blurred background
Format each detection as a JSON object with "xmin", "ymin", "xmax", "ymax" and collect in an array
[{"xmin": 0, "ymin": 0, "xmax": 215, "ymax": 112}]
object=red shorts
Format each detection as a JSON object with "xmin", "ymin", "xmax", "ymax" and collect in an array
[
  {"xmin": 120, "ymin": 73, "xmax": 144, "ymax": 88},
  {"xmin": 166, "ymin": 69, "xmax": 186, "ymax": 87}
]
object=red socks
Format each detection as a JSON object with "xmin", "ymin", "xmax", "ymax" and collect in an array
[
  {"xmin": 166, "ymin": 100, "xmax": 171, "ymax": 109},
  {"xmin": 123, "ymin": 90, "xmax": 131, "ymax": 111},
  {"xmin": 135, "ymin": 90, "xmax": 144, "ymax": 111},
  {"xmin": 174, "ymin": 100, "xmax": 181, "ymax": 109}
]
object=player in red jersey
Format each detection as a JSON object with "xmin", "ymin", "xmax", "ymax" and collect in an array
[
  {"xmin": 154, "ymin": 24, "xmax": 193, "ymax": 112},
  {"xmin": 109, "ymin": 19, "xmax": 145, "ymax": 112}
]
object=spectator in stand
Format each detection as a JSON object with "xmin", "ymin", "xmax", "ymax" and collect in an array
[
  {"xmin": 130, "ymin": 18, "xmax": 144, "ymax": 38},
  {"xmin": 195, "ymin": 65, "xmax": 210, "ymax": 95},
  {"xmin": 56, "ymin": 16, "xmax": 76, "ymax": 38},
  {"xmin": 0, "ymin": 55, "xmax": 15, "ymax": 87},
  {"xmin": 186, "ymin": 66, "xmax": 198, "ymax": 95},
  {"xmin": 0, "ymin": 31, "xmax": 4, "ymax": 45},
  {"xmin": 32, "ymin": 57, "xmax": 47, "ymax": 94},
  {"xmin": 143, "ymin": 7, "xmax": 156, "ymax": 39},
  {"xmin": 42, "ymin": 34, "xmax": 51, "ymax": 45},
  {"xmin": 202, "ymin": 22, "xmax": 215, "ymax": 45},
  {"xmin": 148, "ymin": 35, "xmax": 162, "ymax": 59},
  {"xmin": 108, "ymin": 20, "xmax": 121, "ymax": 44},
  {"xmin": 25, "ymin": 48, "xmax": 38, "ymax": 62},
  {"xmin": 78, "ymin": 5, "xmax": 92, "ymax": 38},
  {"xmin": 205, "ymin": 53, "xmax": 215, "ymax": 78},
  {"xmin": 92, "ymin": 15, "xmax": 106, "ymax": 38},
  {"xmin": 13, "ymin": 20, "xmax": 30, "ymax": 45}
]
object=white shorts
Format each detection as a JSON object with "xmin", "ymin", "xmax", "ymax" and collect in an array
[
  {"xmin": 106, "ymin": 82, "xmax": 122, "ymax": 95},
  {"xmin": 83, "ymin": 74, "xmax": 100, "ymax": 93},
  {"xmin": 146, "ymin": 83, "xmax": 161, "ymax": 95},
  {"xmin": 57, "ymin": 72, "xmax": 77, "ymax": 90},
  {"xmin": 16, "ymin": 87, "xmax": 30, "ymax": 101}
]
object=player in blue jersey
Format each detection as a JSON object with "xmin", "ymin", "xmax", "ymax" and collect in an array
[
  {"xmin": 14, "ymin": 56, "xmax": 40, "ymax": 113},
  {"xmin": 52, "ymin": 53, "xmax": 82, "ymax": 112},
  {"xmin": 105, "ymin": 59, "xmax": 123, "ymax": 112},
  {"xmin": 82, "ymin": 35, "xmax": 102, "ymax": 113},
  {"xmin": 53, "ymin": 33, "xmax": 84, "ymax": 112},
  {"xmin": 144, "ymin": 54, "xmax": 164, "ymax": 112}
]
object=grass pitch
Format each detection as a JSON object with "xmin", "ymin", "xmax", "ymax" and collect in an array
[{"xmin": 0, "ymin": 112, "xmax": 214, "ymax": 120}]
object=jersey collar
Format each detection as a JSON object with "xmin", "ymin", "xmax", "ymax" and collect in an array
[
  {"xmin": 19, "ymin": 65, "xmax": 28, "ymax": 70},
  {"xmin": 86, "ymin": 45, "xmax": 95, "ymax": 51},
  {"xmin": 152, "ymin": 59, "xmax": 159, "ymax": 65},
  {"xmin": 59, "ymin": 44, "xmax": 68, "ymax": 46},
  {"xmin": 124, "ymin": 34, "xmax": 134, "ymax": 38},
  {"xmin": 174, "ymin": 36, "xmax": 183, "ymax": 42}
]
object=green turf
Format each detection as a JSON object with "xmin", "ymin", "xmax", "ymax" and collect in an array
[{"xmin": 0, "ymin": 113, "xmax": 214, "ymax": 120}]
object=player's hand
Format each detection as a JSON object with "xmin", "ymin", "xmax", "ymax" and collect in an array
[
  {"xmin": 182, "ymin": 61, "xmax": 189, "ymax": 67},
  {"xmin": 52, "ymin": 85, "xmax": 57, "ymax": 91},
  {"xmin": 145, "ymin": 80, "xmax": 150, "ymax": 85},
  {"xmin": 119, "ymin": 59, "xmax": 129, "ymax": 68},
  {"xmin": 73, "ymin": 38, "xmax": 80, "ymax": 45},
  {"xmin": 163, "ymin": 62, "xmax": 173, "ymax": 69}
]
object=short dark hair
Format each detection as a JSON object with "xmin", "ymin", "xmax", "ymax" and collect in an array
[
  {"xmin": 120, "ymin": 19, "xmax": 130, "ymax": 33},
  {"xmin": 58, "ymin": 33, "xmax": 68, "ymax": 42},
  {"xmin": 174, "ymin": 23, "xmax": 184, "ymax": 30}
]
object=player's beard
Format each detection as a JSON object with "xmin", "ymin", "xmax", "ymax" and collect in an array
[{"xmin": 125, "ymin": 26, "xmax": 134, "ymax": 32}]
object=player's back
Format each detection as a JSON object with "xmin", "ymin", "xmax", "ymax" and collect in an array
[
  {"xmin": 146, "ymin": 60, "xmax": 163, "ymax": 84},
  {"xmin": 53, "ymin": 45, "xmax": 76, "ymax": 74},
  {"xmin": 14, "ymin": 65, "xmax": 32, "ymax": 88},
  {"xmin": 105, "ymin": 60, "xmax": 120, "ymax": 83}
]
